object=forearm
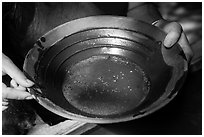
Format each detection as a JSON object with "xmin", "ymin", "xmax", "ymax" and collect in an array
[{"xmin": 127, "ymin": 2, "xmax": 162, "ymax": 24}]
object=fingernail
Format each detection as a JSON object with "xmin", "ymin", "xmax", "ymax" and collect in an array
[
  {"xmin": 16, "ymin": 85, "xmax": 26, "ymax": 90},
  {"xmin": 25, "ymin": 96, "xmax": 33, "ymax": 100},
  {"xmin": 164, "ymin": 40, "xmax": 173, "ymax": 49},
  {"xmin": 26, "ymin": 79, "xmax": 34, "ymax": 85},
  {"xmin": 10, "ymin": 79, "xmax": 18, "ymax": 88}
]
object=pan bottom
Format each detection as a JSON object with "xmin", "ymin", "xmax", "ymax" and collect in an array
[{"xmin": 62, "ymin": 55, "xmax": 150, "ymax": 116}]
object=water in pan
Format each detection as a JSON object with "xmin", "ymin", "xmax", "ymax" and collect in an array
[{"xmin": 62, "ymin": 55, "xmax": 150, "ymax": 116}]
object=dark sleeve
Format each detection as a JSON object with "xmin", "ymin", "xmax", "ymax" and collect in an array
[{"xmin": 2, "ymin": 2, "xmax": 35, "ymax": 68}]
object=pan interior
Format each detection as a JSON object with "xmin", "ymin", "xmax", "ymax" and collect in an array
[{"xmin": 62, "ymin": 55, "xmax": 150, "ymax": 116}]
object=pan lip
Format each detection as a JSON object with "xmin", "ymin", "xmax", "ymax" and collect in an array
[
  {"xmin": 29, "ymin": 89, "xmax": 177, "ymax": 124},
  {"xmin": 24, "ymin": 15, "xmax": 188, "ymax": 123},
  {"xmin": 35, "ymin": 15, "xmax": 166, "ymax": 49}
]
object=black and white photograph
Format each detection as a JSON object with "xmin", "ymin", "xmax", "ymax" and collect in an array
[{"xmin": 2, "ymin": 1, "xmax": 202, "ymax": 135}]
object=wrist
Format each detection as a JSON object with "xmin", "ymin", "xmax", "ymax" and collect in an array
[
  {"xmin": 127, "ymin": 2, "xmax": 163, "ymax": 24},
  {"xmin": 128, "ymin": 2, "xmax": 147, "ymax": 11}
]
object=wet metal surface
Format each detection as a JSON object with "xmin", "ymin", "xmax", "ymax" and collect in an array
[{"xmin": 62, "ymin": 55, "xmax": 150, "ymax": 115}]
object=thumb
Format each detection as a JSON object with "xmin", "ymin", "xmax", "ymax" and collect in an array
[
  {"xmin": 154, "ymin": 20, "xmax": 182, "ymax": 48},
  {"xmin": 163, "ymin": 22, "xmax": 182, "ymax": 48}
]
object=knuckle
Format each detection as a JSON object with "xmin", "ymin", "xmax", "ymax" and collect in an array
[
  {"xmin": 173, "ymin": 22, "xmax": 183, "ymax": 30},
  {"xmin": 168, "ymin": 21, "xmax": 182, "ymax": 30}
]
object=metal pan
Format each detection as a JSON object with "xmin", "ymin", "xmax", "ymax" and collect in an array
[{"xmin": 23, "ymin": 16, "xmax": 188, "ymax": 123}]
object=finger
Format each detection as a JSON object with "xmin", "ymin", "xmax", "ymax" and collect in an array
[
  {"xmin": 10, "ymin": 79, "xmax": 26, "ymax": 90},
  {"xmin": 163, "ymin": 22, "xmax": 182, "ymax": 48},
  {"xmin": 178, "ymin": 32, "xmax": 194, "ymax": 62},
  {"xmin": 2, "ymin": 83, "xmax": 33, "ymax": 100},
  {"xmin": 2, "ymin": 54, "xmax": 34, "ymax": 87},
  {"xmin": 2, "ymin": 106, "xmax": 8, "ymax": 111},
  {"xmin": 16, "ymin": 85, "xmax": 26, "ymax": 91},
  {"xmin": 2, "ymin": 71, "xmax": 6, "ymax": 76},
  {"xmin": 164, "ymin": 30, "xmax": 181, "ymax": 48},
  {"xmin": 2, "ymin": 101, "xmax": 9, "ymax": 106}
]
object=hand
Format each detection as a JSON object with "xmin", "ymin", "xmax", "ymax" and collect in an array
[
  {"xmin": 153, "ymin": 19, "xmax": 194, "ymax": 63},
  {"xmin": 2, "ymin": 53, "xmax": 34, "ymax": 111}
]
